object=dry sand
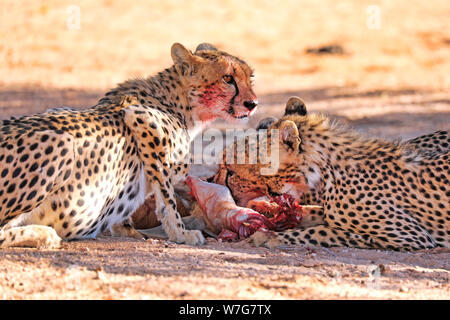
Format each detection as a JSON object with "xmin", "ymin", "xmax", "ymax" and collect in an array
[
  {"xmin": 0, "ymin": 236, "xmax": 448, "ymax": 300},
  {"xmin": 0, "ymin": 0, "xmax": 449, "ymax": 299}
]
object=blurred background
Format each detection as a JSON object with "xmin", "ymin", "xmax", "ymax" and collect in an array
[{"xmin": 1, "ymin": 0, "xmax": 449, "ymax": 139}]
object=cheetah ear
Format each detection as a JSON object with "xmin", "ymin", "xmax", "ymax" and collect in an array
[
  {"xmin": 256, "ymin": 117, "xmax": 278, "ymax": 130},
  {"xmin": 284, "ymin": 96, "xmax": 307, "ymax": 116},
  {"xmin": 171, "ymin": 43, "xmax": 203, "ymax": 75},
  {"xmin": 277, "ymin": 120, "xmax": 301, "ymax": 152},
  {"xmin": 195, "ymin": 43, "xmax": 218, "ymax": 53}
]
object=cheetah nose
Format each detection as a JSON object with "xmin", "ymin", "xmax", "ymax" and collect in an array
[{"xmin": 243, "ymin": 100, "xmax": 258, "ymax": 111}]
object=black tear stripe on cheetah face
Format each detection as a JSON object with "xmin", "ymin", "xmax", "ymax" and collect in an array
[
  {"xmin": 226, "ymin": 97, "xmax": 449, "ymax": 251},
  {"xmin": 0, "ymin": 42, "xmax": 257, "ymax": 248}
]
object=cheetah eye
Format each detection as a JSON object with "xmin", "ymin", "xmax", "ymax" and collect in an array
[
  {"xmin": 227, "ymin": 169, "xmax": 235, "ymax": 176},
  {"xmin": 222, "ymin": 75, "xmax": 234, "ymax": 84}
]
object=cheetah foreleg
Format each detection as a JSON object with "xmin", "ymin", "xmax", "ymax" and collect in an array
[{"xmin": 122, "ymin": 102, "xmax": 204, "ymax": 245}]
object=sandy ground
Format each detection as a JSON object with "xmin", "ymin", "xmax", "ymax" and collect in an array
[
  {"xmin": 0, "ymin": 0, "xmax": 449, "ymax": 299},
  {"xmin": 0, "ymin": 237, "xmax": 448, "ymax": 299}
]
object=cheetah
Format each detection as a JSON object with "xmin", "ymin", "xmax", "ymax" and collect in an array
[
  {"xmin": 0, "ymin": 43, "xmax": 257, "ymax": 248},
  {"xmin": 214, "ymin": 97, "xmax": 449, "ymax": 251}
]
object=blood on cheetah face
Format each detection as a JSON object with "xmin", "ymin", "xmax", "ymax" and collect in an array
[{"xmin": 171, "ymin": 43, "xmax": 258, "ymax": 122}]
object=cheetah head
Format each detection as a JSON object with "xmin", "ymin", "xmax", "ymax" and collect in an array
[
  {"xmin": 213, "ymin": 97, "xmax": 324, "ymax": 206},
  {"xmin": 171, "ymin": 43, "xmax": 258, "ymax": 123}
]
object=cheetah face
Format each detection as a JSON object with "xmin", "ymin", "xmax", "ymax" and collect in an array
[
  {"xmin": 212, "ymin": 130, "xmax": 307, "ymax": 206},
  {"xmin": 171, "ymin": 43, "xmax": 258, "ymax": 123},
  {"xmin": 213, "ymin": 97, "xmax": 318, "ymax": 206}
]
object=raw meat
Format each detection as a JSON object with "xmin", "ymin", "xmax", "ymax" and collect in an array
[
  {"xmin": 186, "ymin": 176, "xmax": 303, "ymax": 241},
  {"xmin": 248, "ymin": 194, "xmax": 303, "ymax": 230}
]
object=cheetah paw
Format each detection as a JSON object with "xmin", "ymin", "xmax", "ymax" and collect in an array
[
  {"xmin": 182, "ymin": 229, "xmax": 206, "ymax": 245},
  {"xmin": 111, "ymin": 223, "xmax": 147, "ymax": 240},
  {"xmin": 169, "ymin": 229, "xmax": 205, "ymax": 245},
  {"xmin": 247, "ymin": 230, "xmax": 281, "ymax": 249},
  {"xmin": 0, "ymin": 225, "xmax": 62, "ymax": 249}
]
